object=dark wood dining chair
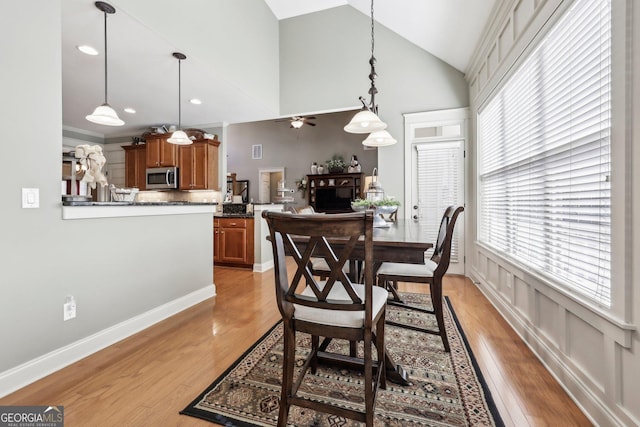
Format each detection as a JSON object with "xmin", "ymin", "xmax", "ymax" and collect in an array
[
  {"xmin": 263, "ymin": 210, "xmax": 387, "ymax": 427},
  {"xmin": 376, "ymin": 205, "xmax": 464, "ymax": 352}
]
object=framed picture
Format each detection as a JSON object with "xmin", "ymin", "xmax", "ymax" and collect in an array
[{"xmin": 252, "ymin": 144, "xmax": 263, "ymax": 160}]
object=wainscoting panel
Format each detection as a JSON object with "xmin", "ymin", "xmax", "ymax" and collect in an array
[
  {"xmin": 470, "ymin": 243, "xmax": 635, "ymax": 426},
  {"xmin": 536, "ymin": 291, "xmax": 560, "ymax": 347},
  {"xmin": 566, "ymin": 312, "xmax": 605, "ymax": 392}
]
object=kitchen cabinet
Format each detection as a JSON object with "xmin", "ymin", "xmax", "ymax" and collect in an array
[
  {"xmin": 179, "ymin": 140, "xmax": 220, "ymax": 190},
  {"xmin": 122, "ymin": 144, "xmax": 146, "ymax": 190},
  {"xmin": 307, "ymin": 172, "xmax": 364, "ymax": 213},
  {"xmin": 213, "ymin": 217, "xmax": 254, "ymax": 268},
  {"xmin": 145, "ymin": 134, "xmax": 178, "ymax": 167}
]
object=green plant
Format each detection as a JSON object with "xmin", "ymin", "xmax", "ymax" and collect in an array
[
  {"xmin": 351, "ymin": 198, "xmax": 400, "ymax": 207},
  {"xmin": 327, "ymin": 155, "xmax": 346, "ymax": 170}
]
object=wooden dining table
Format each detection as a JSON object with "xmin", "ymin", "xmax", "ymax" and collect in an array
[{"xmin": 287, "ymin": 218, "xmax": 433, "ymax": 385}]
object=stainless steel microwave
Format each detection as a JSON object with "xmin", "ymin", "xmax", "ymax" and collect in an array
[{"xmin": 146, "ymin": 167, "xmax": 178, "ymax": 189}]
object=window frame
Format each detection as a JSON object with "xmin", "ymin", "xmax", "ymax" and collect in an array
[{"xmin": 475, "ymin": 0, "xmax": 632, "ymax": 321}]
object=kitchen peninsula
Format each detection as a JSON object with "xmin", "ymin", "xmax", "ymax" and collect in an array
[{"xmin": 61, "ymin": 201, "xmax": 217, "ymax": 220}]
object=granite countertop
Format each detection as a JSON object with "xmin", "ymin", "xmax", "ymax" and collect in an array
[{"xmin": 214, "ymin": 212, "xmax": 254, "ymax": 218}]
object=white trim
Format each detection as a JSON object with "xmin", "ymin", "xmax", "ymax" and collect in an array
[
  {"xmin": 0, "ymin": 284, "xmax": 215, "ymax": 398},
  {"xmin": 253, "ymin": 259, "xmax": 274, "ymax": 273},
  {"xmin": 62, "ymin": 125, "xmax": 105, "ymax": 138}
]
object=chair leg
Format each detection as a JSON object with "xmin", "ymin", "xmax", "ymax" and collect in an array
[
  {"xmin": 377, "ymin": 310, "xmax": 386, "ymax": 390},
  {"xmin": 278, "ymin": 322, "xmax": 296, "ymax": 427},
  {"xmin": 379, "ymin": 278, "xmax": 405, "ymax": 303},
  {"xmin": 363, "ymin": 327, "xmax": 374, "ymax": 427},
  {"xmin": 430, "ymin": 280, "xmax": 450, "ymax": 352},
  {"xmin": 310, "ymin": 335, "xmax": 319, "ymax": 374}
]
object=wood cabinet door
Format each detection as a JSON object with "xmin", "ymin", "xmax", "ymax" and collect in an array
[
  {"xmin": 159, "ymin": 138, "xmax": 178, "ymax": 166},
  {"xmin": 213, "ymin": 220, "xmax": 220, "ymax": 264},
  {"xmin": 178, "ymin": 145, "xmax": 194, "ymax": 190},
  {"xmin": 191, "ymin": 143, "xmax": 208, "ymax": 190},
  {"xmin": 124, "ymin": 145, "xmax": 146, "ymax": 190},
  {"xmin": 145, "ymin": 138, "xmax": 161, "ymax": 167},
  {"xmin": 146, "ymin": 136, "xmax": 177, "ymax": 167},
  {"xmin": 220, "ymin": 227, "xmax": 247, "ymax": 263}
]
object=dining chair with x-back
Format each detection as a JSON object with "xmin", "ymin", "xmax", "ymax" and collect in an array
[
  {"xmin": 376, "ymin": 205, "xmax": 464, "ymax": 352},
  {"xmin": 263, "ymin": 210, "xmax": 387, "ymax": 427}
]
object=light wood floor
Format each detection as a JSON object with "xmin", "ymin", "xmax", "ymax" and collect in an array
[{"xmin": 1, "ymin": 265, "xmax": 592, "ymax": 426}]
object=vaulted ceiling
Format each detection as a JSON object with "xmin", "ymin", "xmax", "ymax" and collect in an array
[{"xmin": 61, "ymin": 0, "xmax": 496, "ymax": 138}]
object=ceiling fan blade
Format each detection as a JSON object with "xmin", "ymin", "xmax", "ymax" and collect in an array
[
  {"xmin": 305, "ymin": 116, "xmax": 316, "ymax": 120},
  {"xmin": 306, "ymin": 122, "xmax": 316, "ymax": 126}
]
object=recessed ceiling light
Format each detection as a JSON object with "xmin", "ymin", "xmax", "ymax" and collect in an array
[
  {"xmin": 189, "ymin": 99, "xmax": 202, "ymax": 105},
  {"xmin": 77, "ymin": 45, "xmax": 98, "ymax": 55},
  {"xmin": 124, "ymin": 107, "xmax": 136, "ymax": 114}
]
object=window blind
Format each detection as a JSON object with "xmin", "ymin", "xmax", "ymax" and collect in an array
[
  {"xmin": 478, "ymin": 0, "xmax": 611, "ymax": 306},
  {"xmin": 416, "ymin": 142, "xmax": 461, "ymax": 261}
]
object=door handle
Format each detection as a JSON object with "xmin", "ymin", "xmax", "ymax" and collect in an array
[
  {"xmin": 413, "ymin": 205, "xmax": 418, "ymax": 210},
  {"xmin": 412, "ymin": 215, "xmax": 418, "ymax": 220}
]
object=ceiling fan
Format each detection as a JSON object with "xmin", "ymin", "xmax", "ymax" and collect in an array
[{"xmin": 276, "ymin": 116, "xmax": 316, "ymax": 129}]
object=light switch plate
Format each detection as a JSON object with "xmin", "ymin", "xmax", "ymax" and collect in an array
[{"xmin": 22, "ymin": 188, "xmax": 39, "ymax": 208}]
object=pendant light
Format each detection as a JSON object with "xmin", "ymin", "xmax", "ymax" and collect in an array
[
  {"xmin": 344, "ymin": 0, "xmax": 389, "ymax": 137},
  {"xmin": 86, "ymin": 1, "xmax": 124, "ymax": 127},
  {"xmin": 167, "ymin": 52, "xmax": 192, "ymax": 145},
  {"xmin": 362, "ymin": 129, "xmax": 397, "ymax": 147}
]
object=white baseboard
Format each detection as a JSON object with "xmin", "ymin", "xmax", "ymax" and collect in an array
[
  {"xmin": 0, "ymin": 284, "xmax": 215, "ymax": 398},
  {"xmin": 253, "ymin": 260, "xmax": 274, "ymax": 273}
]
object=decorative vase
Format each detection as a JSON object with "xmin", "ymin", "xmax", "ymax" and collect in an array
[
  {"xmin": 311, "ymin": 162, "xmax": 318, "ymax": 174},
  {"xmin": 317, "ymin": 165, "xmax": 324, "ymax": 174}
]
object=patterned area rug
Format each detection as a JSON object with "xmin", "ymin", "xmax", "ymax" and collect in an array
[{"xmin": 181, "ymin": 294, "xmax": 504, "ymax": 426}]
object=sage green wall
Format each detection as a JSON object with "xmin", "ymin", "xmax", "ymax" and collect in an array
[
  {"xmin": 226, "ymin": 110, "xmax": 378, "ymax": 206},
  {"xmin": 279, "ymin": 6, "xmax": 468, "ymax": 216},
  {"xmin": 0, "ymin": 1, "xmax": 212, "ymax": 380}
]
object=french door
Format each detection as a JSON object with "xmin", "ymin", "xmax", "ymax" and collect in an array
[{"xmin": 404, "ymin": 109, "xmax": 467, "ymax": 275}]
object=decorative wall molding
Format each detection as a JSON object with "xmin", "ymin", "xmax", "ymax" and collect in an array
[{"xmin": 466, "ymin": 0, "xmax": 640, "ymax": 425}]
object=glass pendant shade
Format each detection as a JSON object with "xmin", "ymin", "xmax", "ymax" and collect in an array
[
  {"xmin": 167, "ymin": 130, "xmax": 191, "ymax": 145},
  {"xmin": 362, "ymin": 129, "xmax": 397, "ymax": 147},
  {"xmin": 344, "ymin": 110, "xmax": 387, "ymax": 133},
  {"xmin": 86, "ymin": 103, "xmax": 124, "ymax": 126},
  {"xmin": 291, "ymin": 119, "xmax": 304, "ymax": 129}
]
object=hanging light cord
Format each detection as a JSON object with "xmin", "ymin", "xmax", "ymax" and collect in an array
[
  {"xmin": 177, "ymin": 58, "xmax": 182, "ymax": 129},
  {"xmin": 103, "ymin": 10, "xmax": 108, "ymax": 104},
  {"xmin": 359, "ymin": 0, "xmax": 378, "ymax": 114}
]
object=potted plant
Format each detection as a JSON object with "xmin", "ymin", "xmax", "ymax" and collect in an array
[{"xmin": 326, "ymin": 155, "xmax": 347, "ymax": 173}]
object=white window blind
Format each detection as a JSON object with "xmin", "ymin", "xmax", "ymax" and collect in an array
[
  {"xmin": 478, "ymin": 0, "xmax": 611, "ymax": 306},
  {"xmin": 416, "ymin": 142, "xmax": 461, "ymax": 261}
]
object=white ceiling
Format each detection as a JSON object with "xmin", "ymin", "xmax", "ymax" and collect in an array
[{"xmin": 61, "ymin": 0, "xmax": 496, "ymax": 139}]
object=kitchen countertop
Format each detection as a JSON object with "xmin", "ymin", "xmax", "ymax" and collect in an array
[
  {"xmin": 214, "ymin": 212, "xmax": 254, "ymax": 218},
  {"xmin": 62, "ymin": 201, "xmax": 217, "ymax": 220},
  {"xmin": 62, "ymin": 201, "xmax": 218, "ymax": 206}
]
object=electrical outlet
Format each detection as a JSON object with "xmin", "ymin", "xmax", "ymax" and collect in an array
[{"xmin": 64, "ymin": 296, "xmax": 76, "ymax": 321}]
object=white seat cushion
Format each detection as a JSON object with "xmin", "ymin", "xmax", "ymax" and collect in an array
[
  {"xmin": 377, "ymin": 260, "xmax": 438, "ymax": 278},
  {"xmin": 311, "ymin": 258, "xmax": 350, "ymax": 273},
  {"xmin": 294, "ymin": 281, "xmax": 388, "ymax": 328}
]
